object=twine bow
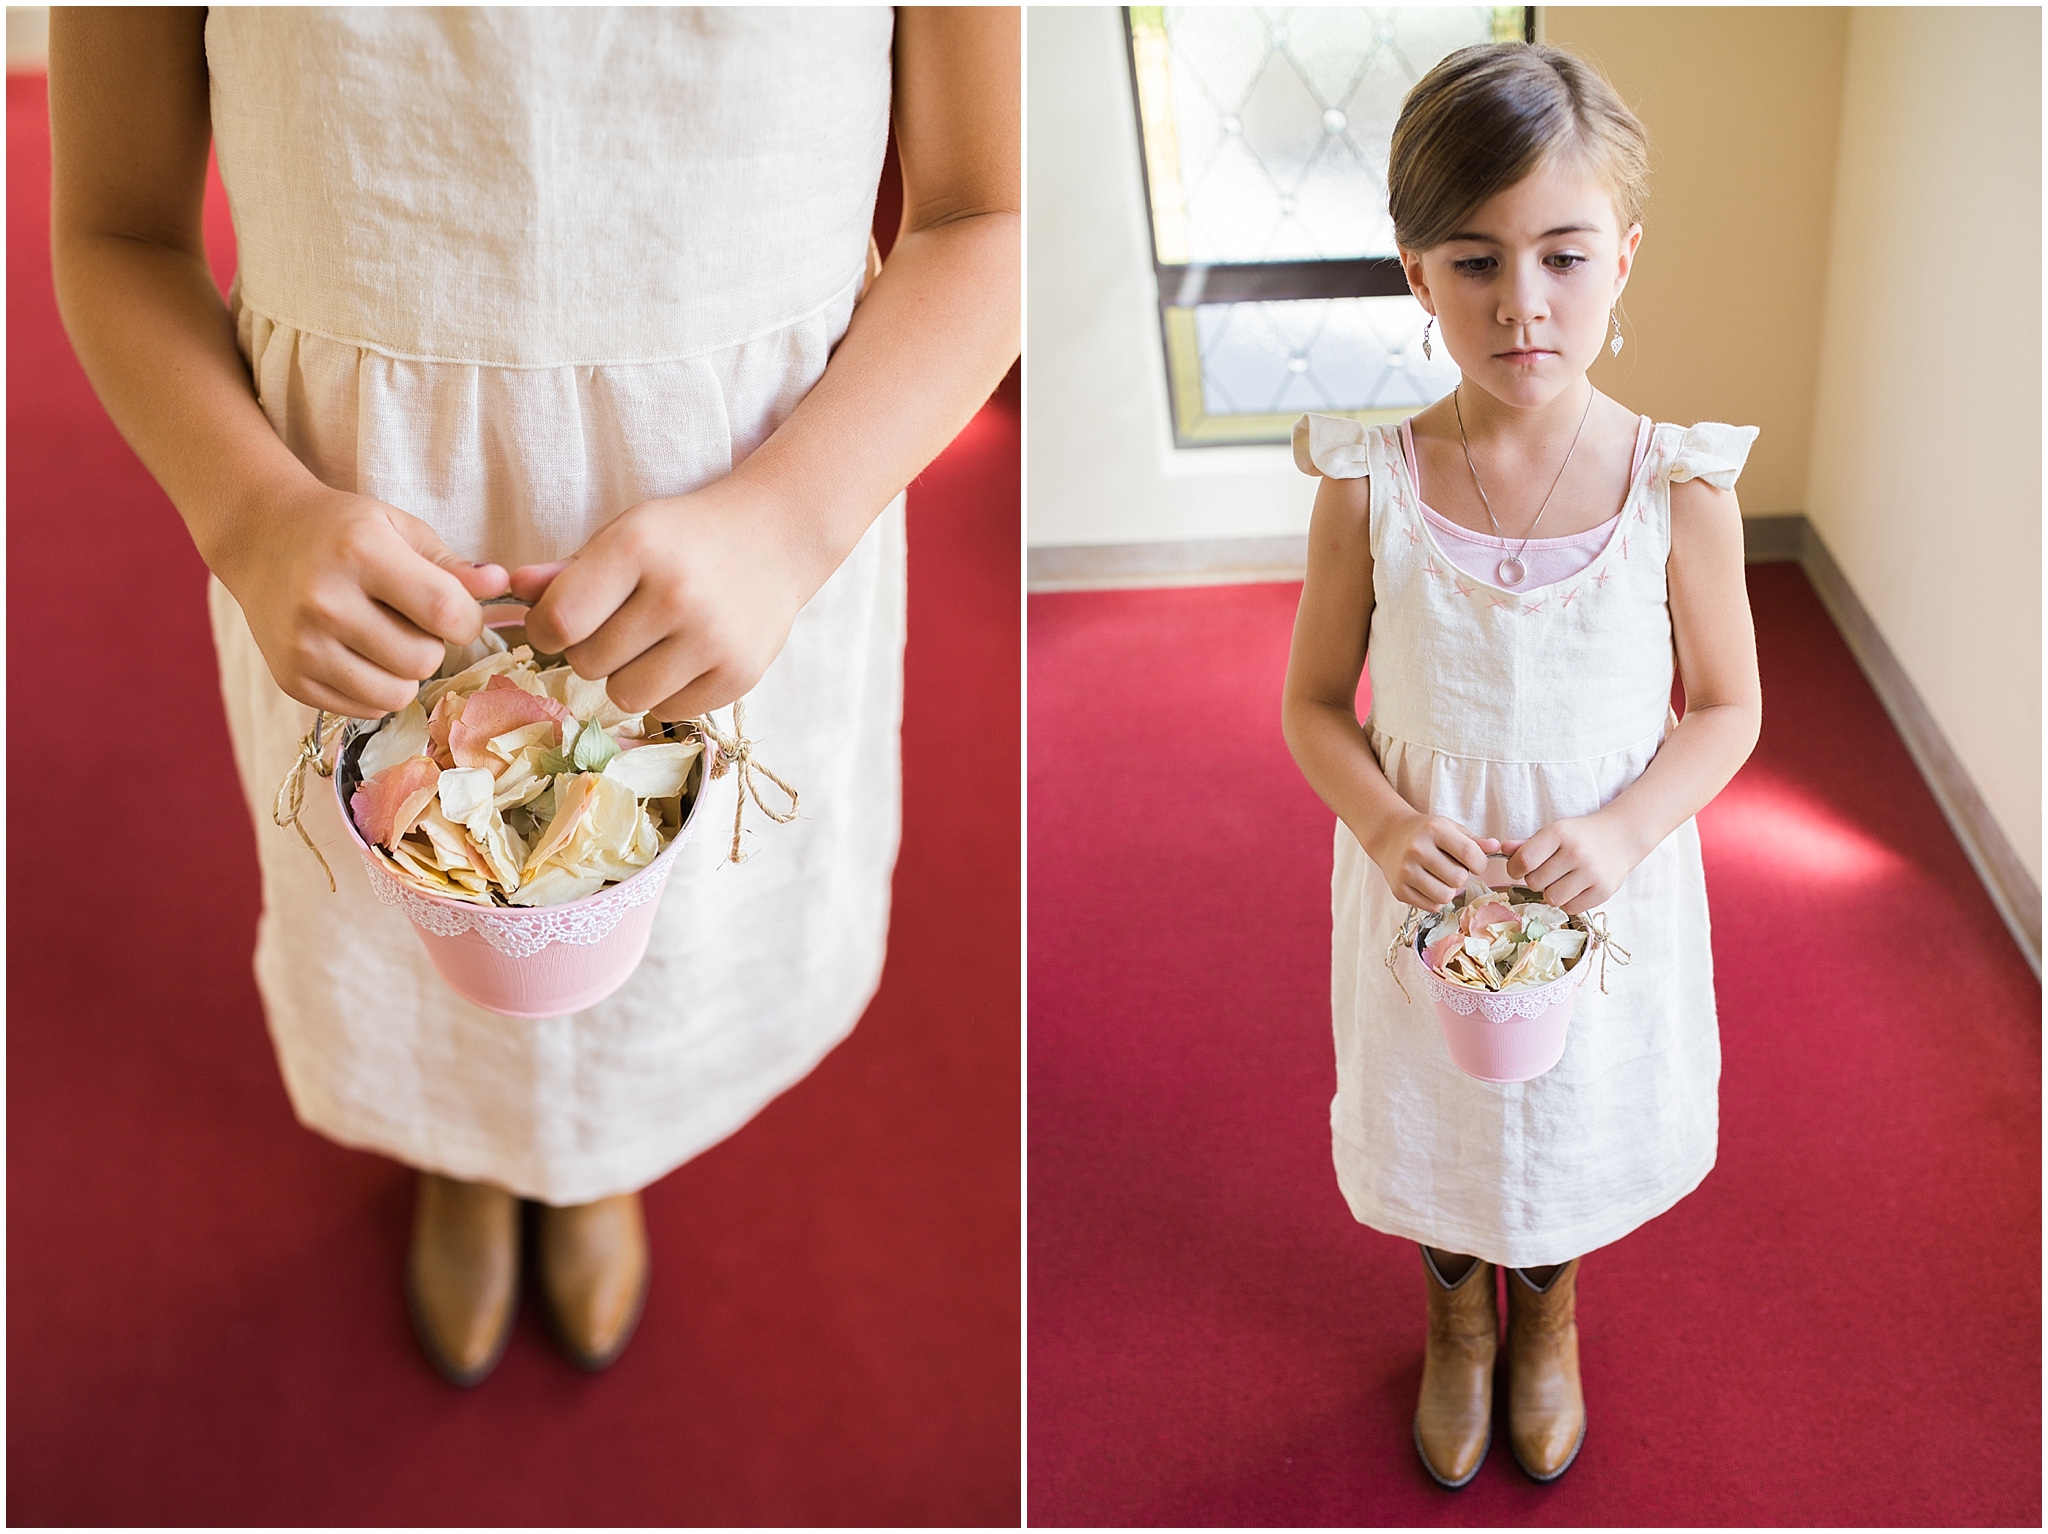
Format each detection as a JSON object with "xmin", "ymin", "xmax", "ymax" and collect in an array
[
  {"xmin": 691, "ymin": 698, "xmax": 800, "ymax": 864},
  {"xmin": 1580, "ymin": 909, "xmax": 1633, "ymax": 994},
  {"xmin": 274, "ymin": 711, "xmax": 340, "ymax": 893},
  {"xmin": 1386, "ymin": 907, "xmax": 1429, "ymax": 1003}
]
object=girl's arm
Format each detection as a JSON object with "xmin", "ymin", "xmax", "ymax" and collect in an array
[
  {"xmin": 1504, "ymin": 476, "xmax": 1762, "ymax": 910},
  {"xmin": 1281, "ymin": 473, "xmax": 1500, "ymax": 909},
  {"xmin": 513, "ymin": 7, "xmax": 1022, "ymax": 718},
  {"xmin": 48, "ymin": 9, "xmax": 505, "ymax": 720}
]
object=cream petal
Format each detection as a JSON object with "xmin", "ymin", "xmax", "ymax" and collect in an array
[
  {"xmin": 520, "ymin": 773, "xmax": 599, "ymax": 880},
  {"xmin": 489, "ymin": 721, "xmax": 557, "ymax": 764},
  {"xmin": 357, "ymin": 701, "xmax": 430, "ymax": 779},
  {"xmin": 504, "ymin": 865, "xmax": 609, "ymax": 907},
  {"xmin": 602, "ymin": 741, "xmax": 701, "ymax": 800},
  {"xmin": 420, "ymin": 646, "xmax": 532, "ymax": 711},
  {"xmin": 437, "ymin": 766, "xmax": 497, "ymax": 824}
]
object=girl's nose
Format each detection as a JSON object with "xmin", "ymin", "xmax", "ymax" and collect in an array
[{"xmin": 1498, "ymin": 260, "xmax": 1549, "ymax": 327}]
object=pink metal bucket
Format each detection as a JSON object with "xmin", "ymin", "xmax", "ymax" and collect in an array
[
  {"xmin": 1415, "ymin": 889, "xmax": 1591, "ymax": 1085},
  {"xmin": 332, "ymin": 603, "xmax": 702, "ymax": 1017},
  {"xmin": 336, "ymin": 766, "xmax": 698, "ymax": 1017}
]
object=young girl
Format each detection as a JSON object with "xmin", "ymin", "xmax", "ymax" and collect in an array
[
  {"xmin": 50, "ymin": 9, "xmax": 1017, "ymax": 1386},
  {"xmin": 1282, "ymin": 44, "xmax": 1760, "ymax": 1486}
]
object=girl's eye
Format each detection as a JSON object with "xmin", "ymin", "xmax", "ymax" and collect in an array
[
  {"xmin": 1451, "ymin": 256, "xmax": 1495, "ymax": 275},
  {"xmin": 1546, "ymin": 253, "xmax": 1588, "ymax": 271}
]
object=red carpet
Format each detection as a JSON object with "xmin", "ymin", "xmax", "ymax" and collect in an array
[
  {"xmin": 8, "ymin": 73, "xmax": 1018, "ymax": 1527},
  {"xmin": 1028, "ymin": 569, "xmax": 2039, "ymax": 1525}
]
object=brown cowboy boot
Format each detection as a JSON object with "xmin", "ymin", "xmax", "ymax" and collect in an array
[
  {"xmin": 407, "ymin": 1172, "xmax": 520, "ymax": 1387},
  {"xmin": 536, "ymin": 1191, "xmax": 650, "ymax": 1371},
  {"xmin": 1414, "ymin": 1247, "xmax": 1497, "ymax": 1488},
  {"xmin": 1506, "ymin": 1258, "xmax": 1586, "ymax": 1481}
]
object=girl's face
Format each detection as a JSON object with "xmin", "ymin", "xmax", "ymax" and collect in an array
[{"xmin": 1401, "ymin": 156, "xmax": 1641, "ymax": 412}]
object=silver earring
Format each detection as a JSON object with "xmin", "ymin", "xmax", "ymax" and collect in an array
[
  {"xmin": 1608, "ymin": 309, "xmax": 1624, "ymax": 357},
  {"xmin": 1422, "ymin": 316, "xmax": 1434, "ymax": 362}
]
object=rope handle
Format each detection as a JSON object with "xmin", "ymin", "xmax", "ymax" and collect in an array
[{"xmin": 273, "ymin": 712, "xmax": 342, "ymax": 893}]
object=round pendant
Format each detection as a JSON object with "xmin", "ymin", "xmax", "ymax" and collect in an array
[{"xmin": 1497, "ymin": 556, "xmax": 1527, "ymax": 587}]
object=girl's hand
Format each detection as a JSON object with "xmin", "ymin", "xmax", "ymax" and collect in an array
[
  {"xmin": 1501, "ymin": 812, "xmax": 1643, "ymax": 914},
  {"xmin": 211, "ymin": 485, "xmax": 508, "ymax": 720},
  {"xmin": 1368, "ymin": 811, "xmax": 1503, "ymax": 911},
  {"xmin": 508, "ymin": 478, "xmax": 811, "ymax": 722}
]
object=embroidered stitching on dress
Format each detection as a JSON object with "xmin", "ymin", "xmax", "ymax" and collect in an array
[
  {"xmin": 1593, "ymin": 569, "xmax": 1611, "ymax": 589},
  {"xmin": 1454, "ymin": 579, "xmax": 1476, "ymax": 599},
  {"xmin": 1424, "ymin": 560, "xmax": 1442, "ymax": 578},
  {"xmin": 1403, "ymin": 525, "xmax": 1420, "ymax": 546},
  {"xmin": 1522, "ymin": 599, "xmax": 1544, "ymax": 614},
  {"xmin": 1561, "ymin": 587, "xmax": 1579, "ymax": 607},
  {"xmin": 1489, "ymin": 594, "xmax": 1515, "ymax": 611}
]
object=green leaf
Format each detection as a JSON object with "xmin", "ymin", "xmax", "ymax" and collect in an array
[{"xmin": 569, "ymin": 719, "xmax": 621, "ymax": 772}]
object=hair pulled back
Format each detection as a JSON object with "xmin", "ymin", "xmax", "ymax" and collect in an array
[{"xmin": 1387, "ymin": 42, "xmax": 1649, "ymax": 253}]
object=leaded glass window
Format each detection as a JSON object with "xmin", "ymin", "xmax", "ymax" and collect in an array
[{"xmin": 1128, "ymin": 6, "xmax": 1532, "ymax": 445}]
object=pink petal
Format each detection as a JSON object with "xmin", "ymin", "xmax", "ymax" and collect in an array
[
  {"xmin": 351, "ymin": 756, "xmax": 443, "ymax": 849},
  {"xmin": 1462, "ymin": 901, "xmax": 1514, "ymax": 935},
  {"xmin": 449, "ymin": 678, "xmax": 570, "ymax": 769},
  {"xmin": 426, "ymin": 691, "xmax": 465, "ymax": 768}
]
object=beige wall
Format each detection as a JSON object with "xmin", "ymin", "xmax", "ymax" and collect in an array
[
  {"xmin": 1804, "ymin": 7, "xmax": 2041, "ymax": 881},
  {"xmin": 1545, "ymin": 7, "xmax": 1850, "ymax": 517}
]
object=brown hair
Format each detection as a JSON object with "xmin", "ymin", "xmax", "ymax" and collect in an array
[{"xmin": 1387, "ymin": 42, "xmax": 1650, "ymax": 252}]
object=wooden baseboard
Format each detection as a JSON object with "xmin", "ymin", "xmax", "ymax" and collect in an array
[
  {"xmin": 1753, "ymin": 515, "xmax": 2040, "ymax": 976},
  {"xmin": 1033, "ymin": 519, "xmax": 2042, "ymax": 976},
  {"xmin": 1028, "ymin": 536, "xmax": 1306, "ymax": 592}
]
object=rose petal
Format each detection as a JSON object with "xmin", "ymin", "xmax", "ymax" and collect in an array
[
  {"xmin": 537, "ymin": 665, "xmax": 639, "ymax": 728},
  {"xmin": 521, "ymin": 772, "xmax": 600, "ymax": 880},
  {"xmin": 602, "ymin": 741, "xmax": 701, "ymax": 799},
  {"xmin": 357, "ymin": 701, "xmax": 430, "ymax": 779},
  {"xmin": 351, "ymin": 756, "xmax": 443, "ymax": 849},
  {"xmin": 420, "ymin": 645, "xmax": 533, "ymax": 712},
  {"xmin": 450, "ymin": 680, "xmax": 571, "ymax": 769},
  {"xmin": 488, "ymin": 721, "xmax": 557, "ymax": 764},
  {"xmin": 504, "ymin": 865, "xmax": 609, "ymax": 907}
]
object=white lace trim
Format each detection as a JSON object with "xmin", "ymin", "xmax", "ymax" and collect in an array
[
  {"xmin": 1420, "ymin": 961, "xmax": 1586, "ymax": 1022},
  {"xmin": 357, "ymin": 830, "xmax": 689, "ymax": 958}
]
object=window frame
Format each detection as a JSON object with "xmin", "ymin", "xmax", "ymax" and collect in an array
[{"xmin": 1125, "ymin": 6, "xmax": 1538, "ymax": 446}]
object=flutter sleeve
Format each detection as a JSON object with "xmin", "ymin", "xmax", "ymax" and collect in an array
[
  {"xmin": 1291, "ymin": 412, "xmax": 1373, "ymax": 479},
  {"xmin": 1667, "ymin": 421, "xmax": 1760, "ymax": 490}
]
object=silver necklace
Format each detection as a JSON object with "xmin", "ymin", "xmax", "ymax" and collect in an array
[{"xmin": 1452, "ymin": 383, "xmax": 1596, "ymax": 588}]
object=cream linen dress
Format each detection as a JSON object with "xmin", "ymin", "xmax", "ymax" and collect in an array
[
  {"xmin": 204, "ymin": 9, "xmax": 903, "ymax": 1205},
  {"xmin": 1294, "ymin": 411, "xmax": 1758, "ymax": 1268}
]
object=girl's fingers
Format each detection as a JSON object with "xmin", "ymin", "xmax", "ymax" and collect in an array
[
  {"xmin": 324, "ymin": 593, "xmax": 447, "ymax": 684},
  {"xmin": 1417, "ymin": 844, "xmax": 1476, "ymax": 894},
  {"xmin": 645, "ymin": 659, "xmax": 744, "ymax": 723},
  {"xmin": 603, "ymin": 632, "xmax": 720, "ymax": 718},
  {"xmin": 524, "ymin": 541, "xmax": 642, "ymax": 656},
  {"xmin": 367, "ymin": 513, "xmax": 494, "ymax": 644},
  {"xmin": 297, "ymin": 634, "xmax": 422, "ymax": 719},
  {"xmin": 1505, "ymin": 830, "xmax": 1559, "ymax": 883},
  {"xmin": 508, "ymin": 559, "xmax": 571, "ymax": 604},
  {"xmin": 296, "ymin": 672, "xmax": 403, "ymax": 722},
  {"xmin": 560, "ymin": 587, "xmax": 683, "ymax": 688}
]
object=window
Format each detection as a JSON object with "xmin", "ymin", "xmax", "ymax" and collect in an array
[{"xmin": 1127, "ymin": 6, "xmax": 1534, "ymax": 446}]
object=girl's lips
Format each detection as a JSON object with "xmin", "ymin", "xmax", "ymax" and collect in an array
[{"xmin": 1496, "ymin": 349, "xmax": 1555, "ymax": 364}]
